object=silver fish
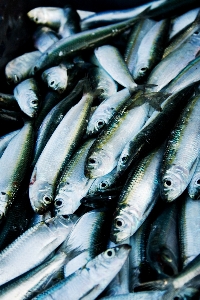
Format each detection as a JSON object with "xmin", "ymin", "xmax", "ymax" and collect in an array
[
  {"xmin": 0, "ymin": 215, "xmax": 77, "ymax": 286},
  {"xmin": 13, "ymin": 78, "xmax": 40, "ymax": 117},
  {"xmin": 32, "ymin": 245, "xmax": 131, "ymax": 300},
  {"xmin": 42, "ymin": 64, "xmax": 68, "ymax": 93},
  {"xmin": 33, "ymin": 26, "xmax": 60, "ymax": 53}
]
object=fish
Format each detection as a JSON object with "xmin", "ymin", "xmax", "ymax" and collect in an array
[
  {"xmin": 29, "ymin": 83, "xmax": 95, "ymax": 214},
  {"xmin": 0, "ymin": 129, "xmax": 19, "ymax": 159},
  {"xmin": 0, "ymin": 252, "xmax": 67, "ymax": 300},
  {"xmin": 5, "ymin": 51, "xmax": 41, "ymax": 84},
  {"xmin": 147, "ymin": 202, "xmax": 179, "ymax": 277},
  {"xmin": 124, "ymin": 19, "xmax": 156, "ymax": 75},
  {"xmin": 32, "ymin": 245, "xmax": 131, "ymax": 300},
  {"xmin": 133, "ymin": 19, "xmax": 170, "ymax": 82},
  {"xmin": 160, "ymin": 93, "xmax": 200, "ymax": 201},
  {"xmin": 110, "ymin": 145, "xmax": 164, "ymax": 244},
  {"xmin": 58, "ymin": 6, "xmax": 80, "ymax": 39},
  {"xmin": 188, "ymin": 157, "xmax": 200, "ymax": 199},
  {"xmin": 85, "ymin": 91, "xmax": 150, "ymax": 178},
  {"xmin": 0, "ymin": 215, "xmax": 77, "ymax": 286},
  {"xmin": 94, "ymin": 45, "xmax": 138, "ymax": 91},
  {"xmin": 33, "ymin": 26, "xmax": 60, "ymax": 53},
  {"xmin": 54, "ymin": 139, "xmax": 95, "ymax": 215},
  {"xmin": 0, "ymin": 122, "xmax": 34, "ymax": 220},
  {"xmin": 86, "ymin": 88, "xmax": 131, "ymax": 135},
  {"xmin": 13, "ymin": 78, "xmax": 40, "ymax": 118},
  {"xmin": 179, "ymin": 193, "xmax": 200, "ymax": 268},
  {"xmin": 32, "ymin": 14, "xmax": 148, "ymax": 74},
  {"xmin": 41, "ymin": 64, "xmax": 68, "ymax": 94}
]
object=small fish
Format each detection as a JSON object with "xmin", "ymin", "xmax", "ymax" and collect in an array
[
  {"xmin": 54, "ymin": 139, "xmax": 95, "ymax": 215},
  {"xmin": 32, "ymin": 245, "xmax": 131, "ymax": 300},
  {"xmin": 42, "ymin": 64, "xmax": 68, "ymax": 93},
  {"xmin": 5, "ymin": 51, "xmax": 41, "ymax": 84},
  {"xmin": 160, "ymin": 93, "xmax": 200, "ymax": 201},
  {"xmin": 33, "ymin": 26, "xmax": 60, "ymax": 53},
  {"xmin": 13, "ymin": 78, "xmax": 40, "ymax": 118},
  {"xmin": 0, "ymin": 215, "xmax": 77, "ymax": 286},
  {"xmin": 110, "ymin": 145, "xmax": 164, "ymax": 243}
]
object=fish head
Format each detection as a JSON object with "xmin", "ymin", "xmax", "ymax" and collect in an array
[
  {"xmin": 29, "ymin": 180, "xmax": 53, "ymax": 214},
  {"xmin": 86, "ymin": 116, "xmax": 106, "ymax": 135},
  {"xmin": 0, "ymin": 192, "xmax": 10, "ymax": 219},
  {"xmin": 134, "ymin": 63, "xmax": 149, "ymax": 82},
  {"xmin": 85, "ymin": 150, "xmax": 116, "ymax": 178},
  {"xmin": 27, "ymin": 8, "xmax": 47, "ymax": 25},
  {"xmin": 42, "ymin": 66, "xmax": 68, "ymax": 93},
  {"xmin": 54, "ymin": 191, "xmax": 79, "ymax": 215},
  {"xmin": 117, "ymin": 146, "xmax": 131, "ymax": 173},
  {"xmin": 160, "ymin": 165, "xmax": 189, "ymax": 201},
  {"xmin": 110, "ymin": 210, "xmax": 139, "ymax": 243},
  {"xmin": 14, "ymin": 85, "xmax": 39, "ymax": 118},
  {"xmin": 188, "ymin": 173, "xmax": 200, "ymax": 199}
]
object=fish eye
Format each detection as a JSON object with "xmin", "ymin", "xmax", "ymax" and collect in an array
[
  {"xmin": 115, "ymin": 218, "xmax": 125, "ymax": 228},
  {"xmin": 164, "ymin": 180, "xmax": 172, "ymax": 187},
  {"xmin": 62, "ymin": 215, "xmax": 70, "ymax": 219},
  {"xmin": 196, "ymin": 179, "xmax": 200, "ymax": 185},
  {"xmin": 140, "ymin": 67, "xmax": 148, "ymax": 72},
  {"xmin": 193, "ymin": 31, "xmax": 199, "ymax": 35},
  {"xmin": 31, "ymin": 99, "xmax": 38, "ymax": 105},
  {"xmin": 88, "ymin": 158, "xmax": 96, "ymax": 164},
  {"xmin": 50, "ymin": 81, "xmax": 55, "ymax": 86},
  {"xmin": 100, "ymin": 181, "xmax": 107, "ymax": 188},
  {"xmin": 43, "ymin": 195, "xmax": 51, "ymax": 204},
  {"xmin": 121, "ymin": 155, "xmax": 129, "ymax": 163},
  {"xmin": 105, "ymin": 248, "xmax": 115, "ymax": 258},
  {"xmin": 97, "ymin": 120, "xmax": 104, "ymax": 128},
  {"xmin": 34, "ymin": 17, "xmax": 39, "ymax": 22},
  {"xmin": 55, "ymin": 199, "xmax": 63, "ymax": 207}
]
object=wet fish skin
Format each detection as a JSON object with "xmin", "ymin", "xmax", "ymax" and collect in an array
[
  {"xmin": 87, "ymin": 66, "xmax": 118, "ymax": 103},
  {"xmin": 42, "ymin": 64, "xmax": 68, "ymax": 94},
  {"xmin": 179, "ymin": 193, "xmax": 200, "ymax": 268},
  {"xmin": 33, "ymin": 26, "xmax": 60, "ymax": 53},
  {"xmin": 0, "ymin": 215, "xmax": 77, "ymax": 287},
  {"xmin": 5, "ymin": 51, "xmax": 41, "ymax": 84},
  {"xmin": 32, "ymin": 14, "xmax": 147, "ymax": 74},
  {"xmin": 100, "ymin": 291, "xmax": 165, "ymax": 299},
  {"xmin": 0, "ymin": 122, "xmax": 34, "ymax": 220},
  {"xmin": 160, "ymin": 93, "xmax": 200, "ymax": 202},
  {"xmin": 13, "ymin": 78, "xmax": 40, "ymax": 118},
  {"xmin": 85, "ymin": 91, "xmax": 150, "ymax": 179},
  {"xmin": 117, "ymin": 86, "xmax": 195, "ymax": 174},
  {"xmin": 58, "ymin": 6, "xmax": 80, "ymax": 39},
  {"xmin": 54, "ymin": 139, "xmax": 95, "ymax": 216},
  {"xmin": 188, "ymin": 158, "xmax": 200, "ymax": 199},
  {"xmin": 163, "ymin": 8, "xmax": 200, "ymax": 58},
  {"xmin": 27, "ymin": 7, "xmax": 67, "ymax": 29},
  {"xmin": 32, "ymin": 245, "xmax": 131, "ymax": 300},
  {"xmin": 94, "ymin": 45, "xmax": 137, "ymax": 91},
  {"xmin": 29, "ymin": 84, "xmax": 94, "ymax": 214},
  {"xmin": 0, "ymin": 129, "xmax": 19, "ymax": 159},
  {"xmin": 86, "ymin": 88, "xmax": 131, "ymax": 135},
  {"xmin": 133, "ymin": 19, "xmax": 170, "ymax": 83},
  {"xmin": 124, "ymin": 19, "xmax": 156, "ymax": 75},
  {"xmin": 0, "ymin": 252, "xmax": 67, "ymax": 300},
  {"xmin": 147, "ymin": 202, "xmax": 179, "ymax": 278},
  {"xmin": 110, "ymin": 145, "xmax": 164, "ymax": 244},
  {"xmin": 32, "ymin": 79, "xmax": 84, "ymax": 167}
]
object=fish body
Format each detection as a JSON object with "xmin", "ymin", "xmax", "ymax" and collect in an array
[
  {"xmin": 179, "ymin": 194, "xmax": 200, "ymax": 268},
  {"xmin": 14, "ymin": 78, "xmax": 40, "ymax": 118},
  {"xmin": 188, "ymin": 157, "xmax": 200, "ymax": 199},
  {"xmin": 29, "ymin": 86, "xmax": 94, "ymax": 214},
  {"xmin": 33, "ymin": 245, "xmax": 131, "ymax": 300},
  {"xmin": 147, "ymin": 202, "xmax": 179, "ymax": 277},
  {"xmin": 160, "ymin": 93, "xmax": 200, "ymax": 201},
  {"xmin": 86, "ymin": 88, "xmax": 131, "ymax": 135},
  {"xmin": 124, "ymin": 19, "xmax": 156, "ymax": 75},
  {"xmin": 0, "ymin": 252, "xmax": 67, "ymax": 300},
  {"xmin": 85, "ymin": 92, "xmax": 150, "ymax": 178},
  {"xmin": 0, "ymin": 129, "xmax": 19, "ymax": 159},
  {"xmin": 0, "ymin": 122, "xmax": 34, "ymax": 219},
  {"xmin": 110, "ymin": 145, "xmax": 164, "ymax": 244},
  {"xmin": 94, "ymin": 45, "xmax": 137, "ymax": 91},
  {"xmin": 5, "ymin": 51, "xmax": 41, "ymax": 84},
  {"xmin": 33, "ymin": 26, "xmax": 60, "ymax": 53},
  {"xmin": 54, "ymin": 139, "xmax": 95, "ymax": 215},
  {"xmin": 0, "ymin": 215, "xmax": 76, "ymax": 286},
  {"xmin": 133, "ymin": 19, "xmax": 170, "ymax": 82},
  {"xmin": 147, "ymin": 29, "xmax": 200, "ymax": 92}
]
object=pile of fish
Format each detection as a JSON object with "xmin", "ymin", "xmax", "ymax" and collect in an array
[{"xmin": 0, "ymin": 0, "xmax": 200, "ymax": 299}]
